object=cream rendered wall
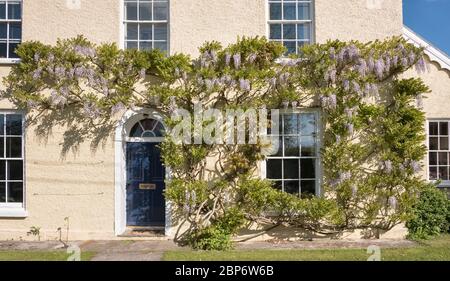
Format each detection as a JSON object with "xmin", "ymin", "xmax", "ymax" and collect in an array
[
  {"xmin": 314, "ymin": 0, "xmax": 403, "ymax": 43},
  {"xmin": 22, "ymin": 0, "xmax": 121, "ymax": 45},
  {"xmin": 0, "ymin": 0, "xmax": 411, "ymax": 241}
]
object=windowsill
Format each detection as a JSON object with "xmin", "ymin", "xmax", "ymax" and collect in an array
[
  {"xmin": 0, "ymin": 58, "xmax": 21, "ymax": 65},
  {"xmin": 0, "ymin": 207, "xmax": 28, "ymax": 218}
]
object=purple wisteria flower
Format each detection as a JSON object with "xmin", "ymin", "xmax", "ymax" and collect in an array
[
  {"xmin": 408, "ymin": 51, "xmax": 416, "ymax": 65},
  {"xmin": 374, "ymin": 59, "xmax": 385, "ymax": 79},
  {"xmin": 140, "ymin": 68, "xmax": 146, "ymax": 80},
  {"xmin": 50, "ymin": 90, "xmax": 67, "ymax": 107},
  {"xmin": 352, "ymin": 81, "xmax": 362, "ymax": 96},
  {"xmin": 34, "ymin": 53, "xmax": 40, "ymax": 62},
  {"xmin": 111, "ymin": 102, "xmax": 126, "ymax": 115},
  {"xmin": 204, "ymin": 79, "xmax": 214, "ymax": 91},
  {"xmin": 345, "ymin": 107, "xmax": 354, "ymax": 119},
  {"xmin": 416, "ymin": 94, "xmax": 424, "ymax": 109},
  {"xmin": 233, "ymin": 53, "xmax": 241, "ymax": 69},
  {"xmin": 269, "ymin": 77, "xmax": 277, "ymax": 88},
  {"xmin": 343, "ymin": 79, "xmax": 350, "ymax": 91},
  {"xmin": 225, "ymin": 53, "xmax": 231, "ymax": 66},
  {"xmin": 388, "ymin": 196, "xmax": 397, "ymax": 209},
  {"xmin": 239, "ymin": 79, "xmax": 251, "ymax": 92},
  {"xmin": 392, "ymin": 55, "xmax": 399, "ymax": 68},
  {"xmin": 357, "ymin": 59, "xmax": 368, "ymax": 76},
  {"xmin": 410, "ymin": 160, "xmax": 421, "ymax": 173},
  {"xmin": 346, "ymin": 122, "xmax": 354, "ymax": 135},
  {"xmin": 384, "ymin": 160, "xmax": 393, "ymax": 173},
  {"xmin": 55, "ymin": 66, "xmax": 66, "ymax": 78},
  {"xmin": 367, "ymin": 57, "xmax": 375, "ymax": 72},
  {"xmin": 415, "ymin": 56, "xmax": 428, "ymax": 74},
  {"xmin": 83, "ymin": 102, "xmax": 101, "ymax": 118},
  {"xmin": 401, "ymin": 57, "xmax": 409, "ymax": 68},
  {"xmin": 329, "ymin": 47, "xmax": 336, "ymax": 60},
  {"xmin": 32, "ymin": 68, "xmax": 42, "ymax": 80}
]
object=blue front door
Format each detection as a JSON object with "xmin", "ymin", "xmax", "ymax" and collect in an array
[{"xmin": 126, "ymin": 142, "xmax": 166, "ymax": 227}]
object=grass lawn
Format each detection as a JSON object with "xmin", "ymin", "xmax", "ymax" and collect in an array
[
  {"xmin": 163, "ymin": 235, "xmax": 450, "ymax": 261},
  {"xmin": 0, "ymin": 251, "xmax": 95, "ymax": 261}
]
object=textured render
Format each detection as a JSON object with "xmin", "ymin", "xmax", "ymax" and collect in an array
[
  {"xmin": 314, "ymin": 0, "xmax": 403, "ymax": 43},
  {"xmin": 22, "ymin": 0, "xmax": 121, "ymax": 45},
  {"xmin": 0, "ymin": 0, "xmax": 442, "ymax": 241},
  {"xmin": 169, "ymin": 0, "xmax": 267, "ymax": 56}
]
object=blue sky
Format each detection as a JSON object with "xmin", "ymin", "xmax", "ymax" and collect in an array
[{"xmin": 403, "ymin": 0, "xmax": 450, "ymax": 55}]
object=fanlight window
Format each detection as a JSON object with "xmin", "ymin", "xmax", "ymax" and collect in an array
[{"xmin": 129, "ymin": 118, "xmax": 165, "ymax": 138}]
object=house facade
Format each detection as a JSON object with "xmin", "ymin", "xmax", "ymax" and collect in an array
[{"xmin": 0, "ymin": 0, "xmax": 449, "ymax": 241}]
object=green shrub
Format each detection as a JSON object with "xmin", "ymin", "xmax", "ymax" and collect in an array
[
  {"xmin": 407, "ymin": 185, "xmax": 449, "ymax": 239},
  {"xmin": 188, "ymin": 208, "xmax": 245, "ymax": 251}
]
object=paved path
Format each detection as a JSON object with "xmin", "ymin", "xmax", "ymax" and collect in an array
[{"xmin": 79, "ymin": 240, "xmax": 180, "ymax": 261}]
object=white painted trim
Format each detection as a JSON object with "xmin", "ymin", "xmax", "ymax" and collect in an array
[
  {"xmin": 403, "ymin": 26, "xmax": 450, "ymax": 72},
  {"xmin": 0, "ymin": 207, "xmax": 27, "ymax": 218},
  {"xmin": 114, "ymin": 108, "xmax": 171, "ymax": 236}
]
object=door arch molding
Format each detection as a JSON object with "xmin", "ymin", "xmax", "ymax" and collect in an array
[{"xmin": 114, "ymin": 108, "xmax": 171, "ymax": 236}]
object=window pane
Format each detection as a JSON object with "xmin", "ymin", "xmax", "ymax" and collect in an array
[
  {"xmin": 0, "ymin": 114, "xmax": 3, "ymax": 135},
  {"xmin": 154, "ymin": 24, "xmax": 167, "ymax": 40},
  {"xmin": 0, "ymin": 160, "xmax": 5, "ymax": 180},
  {"xmin": 126, "ymin": 23, "xmax": 138, "ymax": 40},
  {"xmin": 284, "ymin": 136, "xmax": 299, "ymax": 156},
  {"xmin": 272, "ymin": 136, "xmax": 283, "ymax": 157},
  {"xmin": 284, "ymin": 159, "xmax": 299, "ymax": 179},
  {"xmin": 429, "ymin": 122, "xmax": 438, "ymax": 135},
  {"xmin": 0, "ymin": 138, "xmax": 3, "ymax": 158},
  {"xmin": 272, "ymin": 180, "xmax": 282, "ymax": 191},
  {"xmin": 9, "ymin": 23, "xmax": 21, "ymax": 40},
  {"xmin": 298, "ymin": 3, "xmax": 310, "ymax": 20},
  {"xmin": 301, "ymin": 180, "xmax": 316, "ymax": 198},
  {"xmin": 283, "ymin": 24, "xmax": 296, "ymax": 39},
  {"xmin": 269, "ymin": 24, "xmax": 281, "ymax": 40},
  {"xmin": 267, "ymin": 159, "xmax": 282, "ymax": 179},
  {"xmin": 7, "ymin": 182, "xmax": 22, "ymax": 203},
  {"xmin": 301, "ymin": 136, "xmax": 316, "ymax": 156},
  {"xmin": 125, "ymin": 2, "xmax": 138, "ymax": 20},
  {"xmin": 440, "ymin": 137, "xmax": 449, "ymax": 150},
  {"xmin": 0, "ymin": 182, "xmax": 5, "ymax": 203},
  {"xmin": 0, "ymin": 42, "xmax": 6, "ymax": 58},
  {"xmin": 439, "ymin": 152, "xmax": 448, "ymax": 165},
  {"xmin": 439, "ymin": 166, "xmax": 449, "ymax": 180},
  {"xmin": 126, "ymin": 41, "xmax": 138, "ymax": 50},
  {"xmin": 153, "ymin": 2, "xmax": 168, "ymax": 20},
  {"xmin": 7, "ymin": 2, "xmax": 21, "ymax": 20},
  {"xmin": 154, "ymin": 41, "xmax": 167, "ymax": 52},
  {"xmin": 9, "ymin": 42, "xmax": 19, "ymax": 58},
  {"xmin": 429, "ymin": 152, "xmax": 437, "ymax": 165},
  {"xmin": 269, "ymin": 3, "xmax": 282, "ymax": 20},
  {"xmin": 440, "ymin": 122, "xmax": 449, "ymax": 135},
  {"xmin": 139, "ymin": 2, "xmax": 152, "ymax": 21},
  {"xmin": 283, "ymin": 3, "xmax": 296, "ymax": 20},
  {"xmin": 6, "ymin": 114, "xmax": 21, "ymax": 135},
  {"xmin": 139, "ymin": 41, "xmax": 152, "ymax": 51},
  {"xmin": 429, "ymin": 166, "xmax": 437, "ymax": 180},
  {"xmin": 301, "ymin": 159, "xmax": 315, "ymax": 179},
  {"xmin": 0, "ymin": 23, "xmax": 6, "ymax": 39},
  {"xmin": 285, "ymin": 180, "xmax": 299, "ymax": 195},
  {"xmin": 300, "ymin": 113, "xmax": 315, "ymax": 135},
  {"xmin": 429, "ymin": 137, "xmax": 438, "ymax": 150},
  {"xmin": 0, "ymin": 2, "xmax": 5, "ymax": 19},
  {"xmin": 8, "ymin": 160, "xmax": 22, "ymax": 180},
  {"xmin": 283, "ymin": 41, "xmax": 296, "ymax": 54},
  {"xmin": 283, "ymin": 114, "xmax": 298, "ymax": 134},
  {"xmin": 139, "ymin": 23, "xmax": 152, "ymax": 40},
  {"xmin": 6, "ymin": 137, "xmax": 21, "ymax": 158},
  {"xmin": 297, "ymin": 23, "xmax": 311, "ymax": 40}
]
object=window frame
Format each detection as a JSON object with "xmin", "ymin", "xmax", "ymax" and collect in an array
[
  {"xmin": 427, "ymin": 119, "xmax": 450, "ymax": 187},
  {"xmin": 0, "ymin": 110, "xmax": 26, "ymax": 217},
  {"xmin": 122, "ymin": 0, "xmax": 170, "ymax": 53},
  {"xmin": 0, "ymin": 0, "xmax": 22, "ymax": 63},
  {"xmin": 261, "ymin": 108, "xmax": 322, "ymax": 197},
  {"xmin": 266, "ymin": 0, "xmax": 315, "ymax": 55}
]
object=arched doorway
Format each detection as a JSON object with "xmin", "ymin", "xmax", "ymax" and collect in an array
[
  {"xmin": 114, "ymin": 110, "xmax": 168, "ymax": 235},
  {"xmin": 126, "ymin": 118, "xmax": 166, "ymax": 227}
]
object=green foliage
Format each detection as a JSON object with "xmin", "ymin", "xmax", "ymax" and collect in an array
[
  {"xmin": 407, "ymin": 185, "xmax": 450, "ymax": 239},
  {"xmin": 1, "ymin": 35, "xmax": 433, "ymax": 248}
]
